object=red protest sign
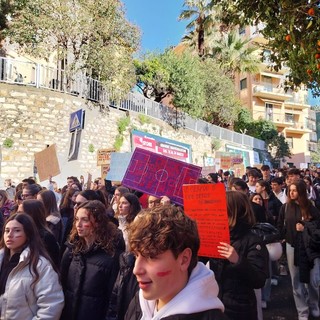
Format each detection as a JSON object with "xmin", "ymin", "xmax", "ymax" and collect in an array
[{"xmin": 183, "ymin": 183, "xmax": 230, "ymax": 258}]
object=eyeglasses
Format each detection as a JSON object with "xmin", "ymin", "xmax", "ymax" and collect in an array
[{"xmin": 21, "ymin": 194, "xmax": 32, "ymax": 199}]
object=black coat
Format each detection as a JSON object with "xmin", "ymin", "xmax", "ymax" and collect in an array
[
  {"xmin": 40, "ymin": 228, "xmax": 60, "ymax": 267},
  {"xmin": 208, "ymin": 226, "xmax": 269, "ymax": 320},
  {"xmin": 124, "ymin": 292, "xmax": 229, "ymax": 320},
  {"xmin": 60, "ymin": 241, "xmax": 124, "ymax": 320},
  {"xmin": 266, "ymin": 192, "xmax": 282, "ymax": 224},
  {"xmin": 107, "ymin": 252, "xmax": 139, "ymax": 320},
  {"xmin": 298, "ymin": 216, "xmax": 320, "ymax": 283},
  {"xmin": 277, "ymin": 202, "xmax": 320, "ymax": 246},
  {"xmin": 277, "ymin": 201, "xmax": 320, "ymax": 283}
]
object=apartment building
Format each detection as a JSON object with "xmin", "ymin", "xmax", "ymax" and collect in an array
[{"xmin": 236, "ymin": 25, "xmax": 317, "ymax": 168}]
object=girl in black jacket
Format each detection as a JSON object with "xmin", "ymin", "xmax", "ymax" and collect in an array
[
  {"xmin": 207, "ymin": 191, "xmax": 269, "ymax": 320},
  {"xmin": 277, "ymin": 180, "xmax": 320, "ymax": 320},
  {"xmin": 60, "ymin": 200, "xmax": 125, "ymax": 320}
]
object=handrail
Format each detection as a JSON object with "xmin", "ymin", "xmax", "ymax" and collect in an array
[{"xmin": 0, "ymin": 56, "xmax": 265, "ymax": 150}]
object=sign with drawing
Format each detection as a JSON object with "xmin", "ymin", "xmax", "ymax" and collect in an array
[
  {"xmin": 122, "ymin": 148, "xmax": 201, "ymax": 205},
  {"xmin": 69, "ymin": 109, "xmax": 85, "ymax": 132}
]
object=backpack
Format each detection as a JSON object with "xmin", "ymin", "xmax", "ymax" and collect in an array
[{"xmin": 251, "ymin": 222, "xmax": 281, "ymax": 244}]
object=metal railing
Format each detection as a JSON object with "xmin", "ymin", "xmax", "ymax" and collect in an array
[{"xmin": 0, "ymin": 56, "xmax": 265, "ymax": 150}]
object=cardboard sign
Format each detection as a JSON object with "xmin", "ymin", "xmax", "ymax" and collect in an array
[
  {"xmin": 233, "ymin": 164, "xmax": 245, "ymax": 178},
  {"xmin": 183, "ymin": 183, "xmax": 230, "ymax": 258},
  {"xmin": 201, "ymin": 166, "xmax": 216, "ymax": 177},
  {"xmin": 101, "ymin": 165, "xmax": 110, "ymax": 180},
  {"xmin": 97, "ymin": 148, "xmax": 115, "ymax": 166},
  {"xmin": 122, "ymin": 148, "xmax": 201, "ymax": 205},
  {"xmin": 34, "ymin": 144, "xmax": 60, "ymax": 182},
  {"xmin": 106, "ymin": 152, "xmax": 133, "ymax": 182},
  {"xmin": 220, "ymin": 155, "xmax": 232, "ymax": 170}
]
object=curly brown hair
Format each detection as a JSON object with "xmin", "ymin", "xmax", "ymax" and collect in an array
[
  {"xmin": 69, "ymin": 200, "xmax": 119, "ymax": 255},
  {"xmin": 128, "ymin": 205, "xmax": 199, "ymax": 276}
]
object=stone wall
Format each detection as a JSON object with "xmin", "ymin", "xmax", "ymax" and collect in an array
[{"xmin": 0, "ymin": 83, "xmax": 215, "ymax": 187}]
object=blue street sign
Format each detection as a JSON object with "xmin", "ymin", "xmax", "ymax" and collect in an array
[{"xmin": 69, "ymin": 109, "xmax": 84, "ymax": 132}]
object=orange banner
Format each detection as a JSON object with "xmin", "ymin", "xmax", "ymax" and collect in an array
[{"xmin": 183, "ymin": 183, "xmax": 230, "ymax": 258}]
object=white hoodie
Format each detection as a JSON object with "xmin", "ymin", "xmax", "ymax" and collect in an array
[{"xmin": 139, "ymin": 262, "xmax": 224, "ymax": 320}]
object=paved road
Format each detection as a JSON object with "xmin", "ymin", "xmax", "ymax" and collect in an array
[
  {"xmin": 263, "ymin": 273, "xmax": 297, "ymax": 320},
  {"xmin": 263, "ymin": 273, "xmax": 320, "ymax": 320}
]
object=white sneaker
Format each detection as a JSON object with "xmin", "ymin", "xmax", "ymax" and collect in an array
[
  {"xmin": 261, "ymin": 300, "xmax": 267, "ymax": 309},
  {"xmin": 271, "ymin": 278, "xmax": 278, "ymax": 286}
]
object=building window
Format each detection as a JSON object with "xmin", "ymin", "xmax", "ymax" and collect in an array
[
  {"xmin": 240, "ymin": 78, "xmax": 247, "ymax": 90},
  {"xmin": 285, "ymin": 113, "xmax": 294, "ymax": 123},
  {"xmin": 261, "ymin": 75, "xmax": 272, "ymax": 91},
  {"xmin": 286, "ymin": 137, "xmax": 293, "ymax": 149},
  {"xmin": 265, "ymin": 103, "xmax": 273, "ymax": 121},
  {"xmin": 262, "ymin": 50, "xmax": 271, "ymax": 64}
]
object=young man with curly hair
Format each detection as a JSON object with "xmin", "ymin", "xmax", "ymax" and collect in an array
[{"xmin": 125, "ymin": 205, "xmax": 227, "ymax": 320}]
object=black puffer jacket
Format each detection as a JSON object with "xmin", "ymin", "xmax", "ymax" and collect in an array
[
  {"xmin": 60, "ymin": 239, "xmax": 124, "ymax": 320},
  {"xmin": 266, "ymin": 192, "xmax": 283, "ymax": 224},
  {"xmin": 277, "ymin": 202, "xmax": 320, "ymax": 246},
  {"xmin": 107, "ymin": 252, "xmax": 139, "ymax": 320},
  {"xmin": 208, "ymin": 225, "xmax": 269, "ymax": 320}
]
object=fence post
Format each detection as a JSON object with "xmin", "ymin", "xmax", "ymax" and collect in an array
[{"xmin": 35, "ymin": 63, "xmax": 41, "ymax": 88}]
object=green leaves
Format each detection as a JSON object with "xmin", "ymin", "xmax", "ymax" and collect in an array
[
  {"xmin": 3, "ymin": 0, "xmax": 140, "ymax": 93},
  {"xmin": 208, "ymin": 0, "xmax": 320, "ymax": 94},
  {"xmin": 135, "ymin": 50, "xmax": 242, "ymax": 127}
]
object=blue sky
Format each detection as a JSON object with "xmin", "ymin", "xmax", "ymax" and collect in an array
[{"xmin": 122, "ymin": 0, "xmax": 188, "ymax": 53}]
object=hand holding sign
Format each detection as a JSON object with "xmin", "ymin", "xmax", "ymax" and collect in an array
[{"xmin": 183, "ymin": 183, "xmax": 230, "ymax": 258}]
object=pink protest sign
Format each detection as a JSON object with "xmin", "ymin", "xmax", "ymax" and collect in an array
[{"xmin": 122, "ymin": 148, "xmax": 201, "ymax": 205}]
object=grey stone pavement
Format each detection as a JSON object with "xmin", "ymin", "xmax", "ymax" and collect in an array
[{"xmin": 263, "ymin": 273, "xmax": 320, "ymax": 320}]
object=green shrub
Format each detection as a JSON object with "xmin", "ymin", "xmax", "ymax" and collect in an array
[
  {"xmin": 3, "ymin": 138, "xmax": 14, "ymax": 149},
  {"xmin": 117, "ymin": 116, "xmax": 130, "ymax": 134},
  {"xmin": 114, "ymin": 135, "xmax": 124, "ymax": 151}
]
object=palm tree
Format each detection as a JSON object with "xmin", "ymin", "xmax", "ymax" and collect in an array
[
  {"xmin": 209, "ymin": 30, "xmax": 260, "ymax": 79},
  {"xmin": 179, "ymin": 0, "xmax": 216, "ymax": 58}
]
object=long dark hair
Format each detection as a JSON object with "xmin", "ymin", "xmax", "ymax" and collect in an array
[
  {"xmin": 78, "ymin": 190, "xmax": 107, "ymax": 207},
  {"xmin": 120, "ymin": 193, "xmax": 141, "ymax": 224},
  {"xmin": 21, "ymin": 200, "xmax": 52, "ymax": 233},
  {"xmin": 0, "ymin": 213, "xmax": 58, "ymax": 288},
  {"xmin": 69, "ymin": 200, "xmax": 119, "ymax": 255},
  {"xmin": 288, "ymin": 180, "xmax": 312, "ymax": 220},
  {"xmin": 226, "ymin": 191, "xmax": 256, "ymax": 230},
  {"xmin": 38, "ymin": 190, "xmax": 61, "ymax": 218},
  {"xmin": 60, "ymin": 188, "xmax": 79, "ymax": 209}
]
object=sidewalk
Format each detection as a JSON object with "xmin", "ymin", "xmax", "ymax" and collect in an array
[{"xmin": 263, "ymin": 273, "xmax": 297, "ymax": 320}]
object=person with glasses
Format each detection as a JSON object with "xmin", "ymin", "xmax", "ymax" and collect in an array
[
  {"xmin": 21, "ymin": 184, "xmax": 41, "ymax": 200},
  {"xmin": 60, "ymin": 200, "xmax": 125, "ymax": 320}
]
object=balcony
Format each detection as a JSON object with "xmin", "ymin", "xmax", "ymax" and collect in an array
[
  {"xmin": 309, "ymin": 142, "xmax": 318, "ymax": 152},
  {"xmin": 281, "ymin": 119, "xmax": 312, "ymax": 134},
  {"xmin": 285, "ymin": 92, "xmax": 309, "ymax": 109},
  {"xmin": 253, "ymin": 85, "xmax": 292, "ymax": 101},
  {"xmin": 258, "ymin": 113, "xmax": 313, "ymax": 134}
]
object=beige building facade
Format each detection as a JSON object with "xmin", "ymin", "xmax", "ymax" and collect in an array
[{"xmin": 236, "ymin": 25, "xmax": 317, "ymax": 168}]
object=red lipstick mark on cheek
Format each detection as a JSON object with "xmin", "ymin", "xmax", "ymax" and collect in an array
[{"xmin": 156, "ymin": 270, "xmax": 172, "ymax": 277}]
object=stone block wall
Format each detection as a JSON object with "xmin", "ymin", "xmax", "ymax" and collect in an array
[{"xmin": 0, "ymin": 83, "xmax": 215, "ymax": 188}]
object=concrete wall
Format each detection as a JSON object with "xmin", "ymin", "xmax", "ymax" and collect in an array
[{"xmin": 0, "ymin": 83, "xmax": 216, "ymax": 188}]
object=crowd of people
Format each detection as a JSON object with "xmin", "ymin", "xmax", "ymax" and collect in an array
[{"xmin": 0, "ymin": 165, "xmax": 318, "ymax": 319}]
